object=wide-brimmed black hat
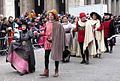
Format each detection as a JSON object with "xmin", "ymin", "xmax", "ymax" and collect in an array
[
  {"xmin": 90, "ymin": 12, "xmax": 99, "ymax": 18},
  {"xmin": 90, "ymin": 12, "xmax": 101, "ymax": 21},
  {"xmin": 104, "ymin": 13, "xmax": 112, "ymax": 16}
]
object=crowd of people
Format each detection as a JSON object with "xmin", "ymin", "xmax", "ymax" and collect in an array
[{"xmin": 0, "ymin": 9, "xmax": 120, "ymax": 77}]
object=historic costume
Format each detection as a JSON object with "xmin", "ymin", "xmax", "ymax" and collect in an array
[
  {"xmin": 62, "ymin": 21, "xmax": 72, "ymax": 50},
  {"xmin": 71, "ymin": 17, "xmax": 81, "ymax": 57},
  {"xmin": 89, "ymin": 12, "xmax": 106, "ymax": 58},
  {"xmin": 39, "ymin": 9, "xmax": 65, "ymax": 77},
  {"xmin": 6, "ymin": 22, "xmax": 35, "ymax": 75},
  {"xmin": 83, "ymin": 20, "xmax": 96, "ymax": 56},
  {"xmin": 97, "ymin": 13, "xmax": 115, "ymax": 53},
  {"xmin": 51, "ymin": 22, "xmax": 65, "ymax": 61},
  {"xmin": 62, "ymin": 16, "xmax": 73, "ymax": 62},
  {"xmin": 74, "ymin": 12, "xmax": 89, "ymax": 64}
]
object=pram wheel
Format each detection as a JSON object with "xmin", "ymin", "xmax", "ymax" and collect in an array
[
  {"xmin": 0, "ymin": 49, "xmax": 8, "ymax": 56},
  {"xmin": 62, "ymin": 49, "xmax": 71, "ymax": 63}
]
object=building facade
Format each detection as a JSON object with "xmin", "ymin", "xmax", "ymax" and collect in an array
[
  {"xmin": 0, "ymin": 0, "xmax": 120, "ymax": 18},
  {"xmin": 85, "ymin": 0, "xmax": 120, "ymax": 15},
  {"xmin": 0, "ymin": 0, "xmax": 15, "ymax": 18},
  {"xmin": 19, "ymin": 0, "xmax": 68, "ymax": 15},
  {"xmin": 0, "ymin": 0, "xmax": 68, "ymax": 18},
  {"xmin": 69, "ymin": 0, "xmax": 120, "ymax": 15}
]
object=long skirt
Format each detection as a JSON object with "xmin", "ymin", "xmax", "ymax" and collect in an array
[{"xmin": 6, "ymin": 42, "xmax": 35, "ymax": 74}]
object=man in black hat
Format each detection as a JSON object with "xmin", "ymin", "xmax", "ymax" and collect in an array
[
  {"xmin": 103, "ymin": 13, "xmax": 112, "ymax": 21},
  {"xmin": 97, "ymin": 13, "xmax": 115, "ymax": 53}
]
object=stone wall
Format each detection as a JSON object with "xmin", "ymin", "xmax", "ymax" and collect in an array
[
  {"xmin": 44, "ymin": 0, "xmax": 57, "ymax": 11},
  {"xmin": 20, "ymin": 0, "xmax": 34, "ymax": 16},
  {"xmin": 0, "ymin": 0, "xmax": 3, "ymax": 14},
  {"xmin": 3, "ymin": 0, "xmax": 15, "ymax": 18},
  {"xmin": 0, "ymin": 0, "xmax": 120, "ymax": 18},
  {"xmin": 68, "ymin": 0, "xmax": 84, "ymax": 7}
]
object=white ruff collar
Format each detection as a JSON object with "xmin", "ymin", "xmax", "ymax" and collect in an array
[{"xmin": 78, "ymin": 20, "xmax": 86, "ymax": 26}]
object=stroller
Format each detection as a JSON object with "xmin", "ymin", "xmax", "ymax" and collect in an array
[{"xmin": 62, "ymin": 46, "xmax": 71, "ymax": 63}]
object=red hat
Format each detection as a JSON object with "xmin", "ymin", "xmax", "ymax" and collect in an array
[{"xmin": 79, "ymin": 12, "xmax": 86, "ymax": 18}]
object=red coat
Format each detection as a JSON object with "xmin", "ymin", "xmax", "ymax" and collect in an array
[
  {"xmin": 97, "ymin": 20, "xmax": 111, "ymax": 38},
  {"xmin": 76, "ymin": 21, "xmax": 85, "ymax": 43}
]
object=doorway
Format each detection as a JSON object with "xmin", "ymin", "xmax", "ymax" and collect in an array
[
  {"xmin": 15, "ymin": 0, "xmax": 20, "ymax": 18},
  {"xmin": 34, "ymin": 0, "xmax": 44, "ymax": 15},
  {"xmin": 56, "ymin": 0, "xmax": 65, "ymax": 14}
]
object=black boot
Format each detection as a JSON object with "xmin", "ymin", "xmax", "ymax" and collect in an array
[
  {"xmin": 85, "ymin": 60, "xmax": 89, "ymax": 65},
  {"xmin": 81, "ymin": 53, "xmax": 86, "ymax": 64},
  {"xmin": 98, "ymin": 54, "xmax": 101, "ymax": 59},
  {"xmin": 80, "ymin": 60, "xmax": 86, "ymax": 64},
  {"xmin": 109, "ymin": 50, "xmax": 113, "ymax": 53},
  {"xmin": 109, "ymin": 45, "xmax": 113, "ymax": 53}
]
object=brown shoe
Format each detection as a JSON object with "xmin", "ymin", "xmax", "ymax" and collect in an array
[
  {"xmin": 39, "ymin": 69, "xmax": 49, "ymax": 77},
  {"xmin": 53, "ymin": 69, "xmax": 59, "ymax": 77}
]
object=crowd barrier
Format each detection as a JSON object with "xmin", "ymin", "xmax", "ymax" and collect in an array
[
  {"xmin": 0, "ymin": 31, "xmax": 14, "ymax": 56},
  {"xmin": 0, "ymin": 31, "xmax": 44, "ymax": 56},
  {"xmin": 0, "ymin": 35, "xmax": 8, "ymax": 56}
]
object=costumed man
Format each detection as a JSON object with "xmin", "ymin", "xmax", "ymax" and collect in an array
[
  {"xmin": 89, "ymin": 12, "xmax": 106, "ymax": 58},
  {"xmin": 97, "ymin": 13, "xmax": 115, "ymax": 53},
  {"xmin": 83, "ymin": 16, "xmax": 97, "ymax": 61},
  {"xmin": 74, "ymin": 12, "xmax": 89, "ymax": 64}
]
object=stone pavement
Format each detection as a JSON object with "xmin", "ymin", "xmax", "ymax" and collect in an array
[{"xmin": 0, "ymin": 36, "xmax": 120, "ymax": 81}]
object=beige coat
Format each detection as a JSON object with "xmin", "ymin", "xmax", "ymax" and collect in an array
[
  {"xmin": 83, "ymin": 20, "xmax": 96, "ymax": 55},
  {"xmin": 91, "ymin": 19, "xmax": 106, "ymax": 53}
]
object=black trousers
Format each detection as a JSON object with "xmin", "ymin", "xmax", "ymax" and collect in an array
[
  {"xmin": 104, "ymin": 38, "xmax": 109, "ymax": 51},
  {"xmin": 94, "ymin": 39, "xmax": 99, "ymax": 54},
  {"xmin": 79, "ymin": 42, "xmax": 89, "ymax": 61},
  {"xmin": 45, "ymin": 50, "xmax": 59, "ymax": 70},
  {"xmin": 104, "ymin": 38, "xmax": 114, "ymax": 52}
]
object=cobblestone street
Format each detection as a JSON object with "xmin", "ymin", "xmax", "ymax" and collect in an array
[{"xmin": 0, "ymin": 36, "xmax": 120, "ymax": 81}]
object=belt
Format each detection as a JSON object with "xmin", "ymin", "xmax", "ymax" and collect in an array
[
  {"xmin": 22, "ymin": 41, "xmax": 27, "ymax": 45},
  {"xmin": 65, "ymin": 31, "xmax": 70, "ymax": 33}
]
